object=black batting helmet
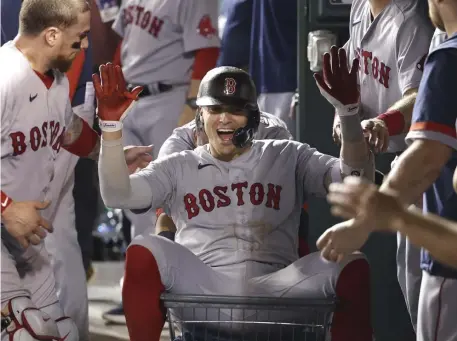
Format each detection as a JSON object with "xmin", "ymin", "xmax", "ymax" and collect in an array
[{"xmin": 196, "ymin": 66, "xmax": 260, "ymax": 148}]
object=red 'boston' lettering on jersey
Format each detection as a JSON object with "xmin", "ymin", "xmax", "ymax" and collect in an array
[
  {"xmin": 184, "ymin": 182, "xmax": 283, "ymax": 219},
  {"xmin": 359, "ymin": 48, "xmax": 392, "ymax": 89},
  {"xmin": 9, "ymin": 120, "xmax": 66, "ymax": 156},
  {"xmin": 122, "ymin": 5, "xmax": 164, "ymax": 38}
]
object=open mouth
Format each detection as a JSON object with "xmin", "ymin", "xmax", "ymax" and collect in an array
[{"xmin": 217, "ymin": 129, "xmax": 235, "ymax": 142}]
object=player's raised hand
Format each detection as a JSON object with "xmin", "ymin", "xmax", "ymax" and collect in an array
[
  {"xmin": 314, "ymin": 46, "xmax": 360, "ymax": 116},
  {"xmin": 92, "ymin": 63, "xmax": 143, "ymax": 123},
  {"xmin": 1, "ymin": 201, "xmax": 53, "ymax": 248}
]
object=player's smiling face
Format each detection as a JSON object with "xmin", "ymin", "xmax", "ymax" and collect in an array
[
  {"xmin": 51, "ymin": 10, "xmax": 91, "ymax": 72},
  {"xmin": 201, "ymin": 106, "xmax": 248, "ymax": 161}
]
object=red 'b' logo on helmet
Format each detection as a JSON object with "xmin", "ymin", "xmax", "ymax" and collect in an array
[
  {"xmin": 197, "ymin": 15, "xmax": 216, "ymax": 38},
  {"xmin": 224, "ymin": 78, "xmax": 236, "ymax": 95}
]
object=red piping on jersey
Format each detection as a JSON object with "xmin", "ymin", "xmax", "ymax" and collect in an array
[
  {"xmin": 34, "ymin": 71, "xmax": 54, "ymax": 89},
  {"xmin": 376, "ymin": 110, "xmax": 405, "ymax": 136},
  {"xmin": 410, "ymin": 121, "xmax": 457, "ymax": 139},
  {"xmin": 63, "ymin": 119, "xmax": 99, "ymax": 157},
  {"xmin": 191, "ymin": 47, "xmax": 220, "ymax": 80}
]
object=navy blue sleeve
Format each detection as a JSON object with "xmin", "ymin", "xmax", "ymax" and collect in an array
[
  {"xmin": 216, "ymin": 0, "xmax": 252, "ymax": 68},
  {"xmin": 406, "ymin": 45, "xmax": 457, "ymax": 151},
  {"xmin": 1, "ymin": 0, "xmax": 21, "ymax": 45}
]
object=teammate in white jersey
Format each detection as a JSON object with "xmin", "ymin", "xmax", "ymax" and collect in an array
[
  {"xmin": 110, "ymin": 0, "xmax": 221, "ymax": 240},
  {"xmin": 0, "ymin": 1, "xmax": 151, "ymax": 339},
  {"xmin": 329, "ymin": 0, "xmax": 434, "ymax": 335},
  {"xmin": 96, "ymin": 50, "xmax": 375, "ymax": 341},
  {"xmin": 336, "ymin": 0, "xmax": 433, "ymax": 153}
]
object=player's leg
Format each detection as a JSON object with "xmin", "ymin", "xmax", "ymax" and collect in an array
[
  {"xmin": 396, "ymin": 232, "xmax": 422, "ymax": 332},
  {"xmin": 18, "ymin": 241, "xmax": 78, "ymax": 338},
  {"xmin": 122, "ymin": 234, "xmax": 236, "ymax": 341},
  {"xmin": 251, "ymin": 251, "xmax": 373, "ymax": 341},
  {"xmin": 257, "ymin": 92, "xmax": 296, "ymax": 138},
  {"xmin": 102, "ymin": 110, "xmax": 150, "ymax": 324},
  {"xmin": 416, "ymin": 271, "xmax": 457, "ymax": 341},
  {"xmin": 45, "ymin": 176, "xmax": 89, "ymax": 340},
  {"xmin": 1, "ymin": 240, "xmax": 78, "ymax": 341}
]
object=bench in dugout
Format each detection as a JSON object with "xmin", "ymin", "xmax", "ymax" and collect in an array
[{"xmin": 161, "ymin": 294, "xmax": 337, "ymax": 341}]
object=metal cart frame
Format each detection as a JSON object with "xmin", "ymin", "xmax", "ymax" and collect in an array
[{"xmin": 161, "ymin": 294, "xmax": 337, "ymax": 341}]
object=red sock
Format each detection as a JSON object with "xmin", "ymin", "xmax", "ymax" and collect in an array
[
  {"xmin": 123, "ymin": 245, "xmax": 166, "ymax": 341},
  {"xmin": 331, "ymin": 258, "xmax": 373, "ymax": 341}
]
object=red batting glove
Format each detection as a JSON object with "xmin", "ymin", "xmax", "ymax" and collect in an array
[
  {"xmin": 313, "ymin": 46, "xmax": 360, "ymax": 116},
  {"xmin": 92, "ymin": 63, "xmax": 143, "ymax": 132}
]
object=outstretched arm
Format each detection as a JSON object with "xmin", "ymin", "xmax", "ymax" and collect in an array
[
  {"xmin": 314, "ymin": 46, "xmax": 374, "ymax": 188},
  {"xmin": 94, "ymin": 63, "xmax": 173, "ymax": 210},
  {"xmin": 327, "ymin": 176, "xmax": 457, "ymax": 268},
  {"xmin": 398, "ymin": 207, "xmax": 457, "ymax": 268}
]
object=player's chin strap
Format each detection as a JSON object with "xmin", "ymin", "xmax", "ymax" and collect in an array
[{"xmin": 1, "ymin": 296, "xmax": 78, "ymax": 341}]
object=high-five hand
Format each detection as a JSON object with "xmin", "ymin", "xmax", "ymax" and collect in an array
[
  {"xmin": 314, "ymin": 46, "xmax": 360, "ymax": 116},
  {"xmin": 92, "ymin": 63, "xmax": 143, "ymax": 130}
]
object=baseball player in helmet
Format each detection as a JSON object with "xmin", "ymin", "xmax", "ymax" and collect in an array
[
  {"xmin": 194, "ymin": 66, "xmax": 261, "ymax": 149},
  {"xmin": 96, "ymin": 60, "xmax": 375, "ymax": 341},
  {"xmin": 152, "ymin": 67, "xmax": 312, "ymax": 257}
]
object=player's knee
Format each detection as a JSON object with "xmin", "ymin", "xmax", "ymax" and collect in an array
[
  {"xmin": 1, "ymin": 296, "xmax": 78, "ymax": 341},
  {"xmin": 339, "ymin": 251, "xmax": 367, "ymax": 268},
  {"xmin": 128, "ymin": 232, "xmax": 172, "ymax": 262},
  {"xmin": 125, "ymin": 244, "xmax": 160, "ymax": 279}
]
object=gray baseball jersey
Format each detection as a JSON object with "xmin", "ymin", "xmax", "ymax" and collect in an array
[
  {"xmin": 0, "ymin": 42, "xmax": 72, "ymax": 216},
  {"xmin": 158, "ymin": 111, "xmax": 293, "ymax": 158},
  {"xmin": 112, "ymin": 0, "xmax": 220, "ymax": 85},
  {"xmin": 345, "ymin": 0, "xmax": 433, "ymax": 152},
  {"xmin": 0, "ymin": 42, "xmax": 72, "ymax": 311},
  {"xmin": 125, "ymin": 140, "xmax": 369, "ymax": 335},
  {"xmin": 133, "ymin": 139, "xmax": 339, "ymax": 267}
]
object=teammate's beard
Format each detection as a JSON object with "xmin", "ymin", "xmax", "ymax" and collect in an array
[{"xmin": 50, "ymin": 55, "xmax": 74, "ymax": 73}]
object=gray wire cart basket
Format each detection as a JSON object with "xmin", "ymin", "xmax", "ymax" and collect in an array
[{"xmin": 161, "ymin": 294, "xmax": 337, "ymax": 341}]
